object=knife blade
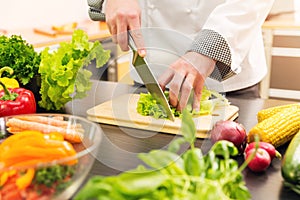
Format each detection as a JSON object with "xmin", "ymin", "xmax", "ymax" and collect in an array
[{"xmin": 128, "ymin": 33, "xmax": 175, "ymax": 121}]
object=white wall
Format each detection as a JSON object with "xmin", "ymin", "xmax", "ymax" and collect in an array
[
  {"xmin": 0, "ymin": 0, "xmax": 90, "ymax": 30},
  {"xmin": 269, "ymin": 0, "xmax": 294, "ymax": 14}
]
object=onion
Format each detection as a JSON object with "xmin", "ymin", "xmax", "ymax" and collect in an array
[{"xmin": 210, "ymin": 120, "xmax": 247, "ymax": 153}]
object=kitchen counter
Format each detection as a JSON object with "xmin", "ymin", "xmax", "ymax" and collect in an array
[
  {"xmin": 65, "ymin": 80, "xmax": 299, "ymax": 200},
  {"xmin": 3, "ymin": 20, "xmax": 111, "ymax": 48}
]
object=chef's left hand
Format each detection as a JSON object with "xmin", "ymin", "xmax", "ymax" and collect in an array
[{"xmin": 158, "ymin": 52, "xmax": 216, "ymax": 112}]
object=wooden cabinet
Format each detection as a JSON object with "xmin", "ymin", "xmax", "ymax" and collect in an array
[{"xmin": 261, "ymin": 12, "xmax": 300, "ymax": 100}]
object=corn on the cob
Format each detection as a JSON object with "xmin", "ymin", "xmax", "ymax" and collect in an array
[
  {"xmin": 257, "ymin": 103, "xmax": 300, "ymax": 122},
  {"xmin": 248, "ymin": 106, "xmax": 300, "ymax": 147}
]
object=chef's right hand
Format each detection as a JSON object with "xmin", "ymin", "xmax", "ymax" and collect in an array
[{"xmin": 105, "ymin": 0, "xmax": 146, "ymax": 57}]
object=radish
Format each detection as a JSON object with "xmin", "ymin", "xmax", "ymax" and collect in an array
[
  {"xmin": 245, "ymin": 142, "xmax": 281, "ymax": 160},
  {"xmin": 245, "ymin": 148, "xmax": 271, "ymax": 172}
]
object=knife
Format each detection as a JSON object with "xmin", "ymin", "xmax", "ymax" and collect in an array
[
  {"xmin": 86, "ymin": 9, "xmax": 175, "ymax": 121},
  {"xmin": 128, "ymin": 33, "xmax": 175, "ymax": 121}
]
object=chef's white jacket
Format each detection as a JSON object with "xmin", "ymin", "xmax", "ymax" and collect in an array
[
  {"xmin": 125, "ymin": 0, "xmax": 275, "ymax": 93},
  {"xmin": 90, "ymin": 0, "xmax": 275, "ymax": 92}
]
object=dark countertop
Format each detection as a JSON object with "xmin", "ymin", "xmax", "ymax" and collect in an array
[{"xmin": 65, "ymin": 80, "xmax": 299, "ymax": 200}]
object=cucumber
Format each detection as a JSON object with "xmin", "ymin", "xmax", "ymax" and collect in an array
[{"xmin": 281, "ymin": 129, "xmax": 300, "ymax": 194}]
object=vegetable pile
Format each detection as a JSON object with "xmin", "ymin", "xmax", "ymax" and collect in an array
[
  {"xmin": 0, "ymin": 35, "xmax": 41, "ymax": 85},
  {"xmin": 137, "ymin": 88, "xmax": 229, "ymax": 119},
  {"xmin": 75, "ymin": 110, "xmax": 252, "ymax": 200},
  {"xmin": 1, "ymin": 29, "xmax": 111, "ymax": 113},
  {"xmin": 38, "ymin": 29, "xmax": 110, "ymax": 111},
  {"xmin": 210, "ymin": 119, "xmax": 281, "ymax": 173},
  {"xmin": 244, "ymin": 141, "xmax": 281, "ymax": 172},
  {"xmin": 0, "ymin": 130, "xmax": 78, "ymax": 199},
  {"xmin": 0, "ymin": 115, "xmax": 86, "ymax": 199}
]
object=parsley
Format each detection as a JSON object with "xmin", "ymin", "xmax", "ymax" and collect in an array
[{"xmin": 0, "ymin": 35, "xmax": 41, "ymax": 85}]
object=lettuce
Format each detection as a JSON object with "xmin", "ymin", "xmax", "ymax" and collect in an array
[
  {"xmin": 38, "ymin": 29, "xmax": 110, "ymax": 111},
  {"xmin": 137, "ymin": 88, "xmax": 229, "ymax": 119}
]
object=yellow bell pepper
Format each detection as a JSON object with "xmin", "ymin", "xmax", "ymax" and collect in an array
[
  {"xmin": 0, "ymin": 66, "xmax": 19, "ymax": 90},
  {"xmin": 16, "ymin": 168, "xmax": 35, "ymax": 190}
]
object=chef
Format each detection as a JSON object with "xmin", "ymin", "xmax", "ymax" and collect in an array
[{"xmin": 88, "ymin": 0, "xmax": 275, "ymax": 112}]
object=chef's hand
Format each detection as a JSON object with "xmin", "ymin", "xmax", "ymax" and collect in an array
[
  {"xmin": 158, "ymin": 52, "xmax": 216, "ymax": 112},
  {"xmin": 105, "ymin": 0, "xmax": 146, "ymax": 57}
]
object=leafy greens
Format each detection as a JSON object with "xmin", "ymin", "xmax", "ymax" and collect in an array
[
  {"xmin": 137, "ymin": 87, "xmax": 229, "ymax": 119},
  {"xmin": 38, "ymin": 29, "xmax": 110, "ymax": 111},
  {"xmin": 0, "ymin": 35, "xmax": 41, "ymax": 85},
  {"xmin": 74, "ymin": 109, "xmax": 251, "ymax": 200}
]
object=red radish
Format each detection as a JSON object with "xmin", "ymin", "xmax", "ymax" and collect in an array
[
  {"xmin": 245, "ymin": 148, "xmax": 271, "ymax": 172},
  {"xmin": 210, "ymin": 120, "xmax": 247, "ymax": 153},
  {"xmin": 245, "ymin": 142, "xmax": 281, "ymax": 160}
]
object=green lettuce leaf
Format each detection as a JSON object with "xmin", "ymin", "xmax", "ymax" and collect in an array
[{"xmin": 38, "ymin": 29, "xmax": 110, "ymax": 111}]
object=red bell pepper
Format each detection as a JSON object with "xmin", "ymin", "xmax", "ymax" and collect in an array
[{"xmin": 0, "ymin": 81, "xmax": 36, "ymax": 117}]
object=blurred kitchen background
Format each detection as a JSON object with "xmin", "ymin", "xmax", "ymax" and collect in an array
[{"xmin": 0, "ymin": 0, "xmax": 299, "ymax": 100}]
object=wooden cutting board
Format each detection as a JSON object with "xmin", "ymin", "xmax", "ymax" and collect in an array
[{"xmin": 87, "ymin": 94, "xmax": 239, "ymax": 138}]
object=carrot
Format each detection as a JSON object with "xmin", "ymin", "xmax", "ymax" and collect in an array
[
  {"xmin": 14, "ymin": 116, "xmax": 82, "ymax": 129},
  {"xmin": 8, "ymin": 117, "xmax": 85, "ymax": 133},
  {"xmin": 6, "ymin": 118, "xmax": 83, "ymax": 143}
]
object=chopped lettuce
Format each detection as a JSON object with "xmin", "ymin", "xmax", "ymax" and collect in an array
[
  {"xmin": 137, "ymin": 87, "xmax": 229, "ymax": 119},
  {"xmin": 38, "ymin": 29, "xmax": 110, "ymax": 111}
]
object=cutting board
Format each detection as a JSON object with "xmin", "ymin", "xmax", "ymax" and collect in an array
[{"xmin": 87, "ymin": 94, "xmax": 239, "ymax": 138}]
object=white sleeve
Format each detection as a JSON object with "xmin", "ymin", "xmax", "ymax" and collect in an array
[{"xmin": 202, "ymin": 0, "xmax": 275, "ymax": 72}]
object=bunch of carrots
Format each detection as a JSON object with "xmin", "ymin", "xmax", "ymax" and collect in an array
[
  {"xmin": 5, "ymin": 115, "xmax": 84, "ymax": 143},
  {"xmin": 0, "ymin": 115, "xmax": 84, "ymax": 200}
]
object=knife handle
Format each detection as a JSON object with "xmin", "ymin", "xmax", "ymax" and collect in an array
[
  {"xmin": 128, "ymin": 33, "xmax": 137, "ymax": 51},
  {"xmin": 87, "ymin": 1, "xmax": 137, "ymax": 52}
]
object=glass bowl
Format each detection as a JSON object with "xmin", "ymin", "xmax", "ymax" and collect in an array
[{"xmin": 0, "ymin": 113, "xmax": 103, "ymax": 200}]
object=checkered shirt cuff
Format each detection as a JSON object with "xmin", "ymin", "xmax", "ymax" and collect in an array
[{"xmin": 188, "ymin": 29, "xmax": 235, "ymax": 81}]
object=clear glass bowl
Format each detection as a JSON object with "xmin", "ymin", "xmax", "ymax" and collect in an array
[{"xmin": 0, "ymin": 114, "xmax": 103, "ymax": 200}]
